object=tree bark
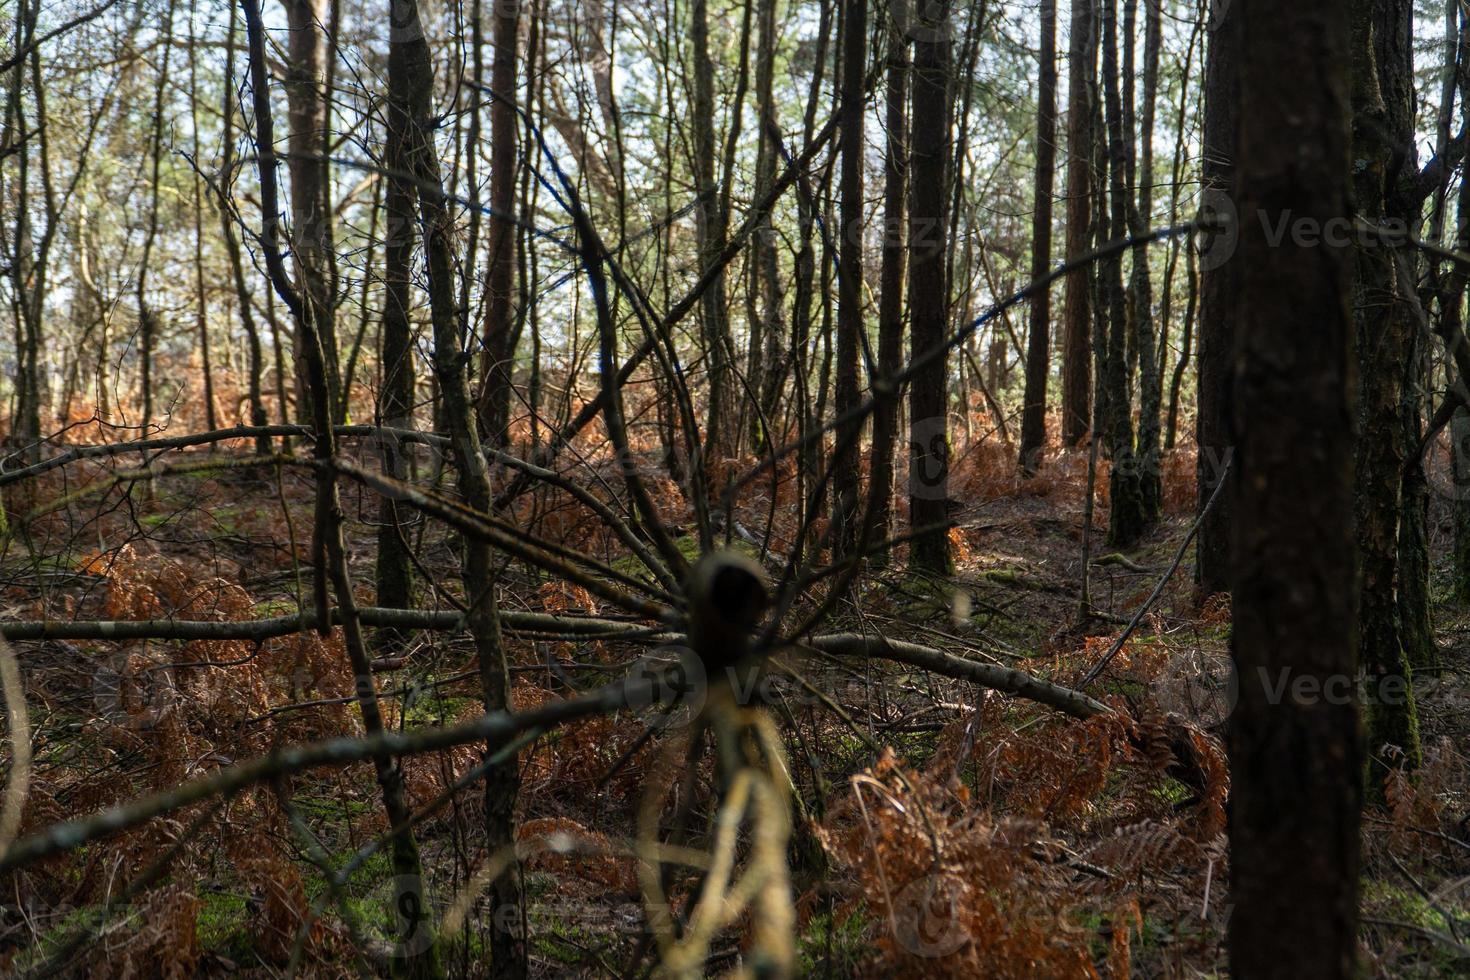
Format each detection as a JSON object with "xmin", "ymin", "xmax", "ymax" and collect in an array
[
  {"xmin": 907, "ymin": 0, "xmax": 955, "ymax": 576},
  {"xmin": 1351, "ymin": 0, "xmax": 1422, "ymax": 776},
  {"xmin": 832, "ymin": 0, "xmax": 866, "ymax": 559},
  {"xmin": 387, "ymin": 0, "xmax": 524, "ymax": 972},
  {"xmin": 1061, "ymin": 0, "xmax": 1096, "ymax": 448},
  {"xmin": 1195, "ymin": 0, "xmax": 1236, "ymax": 594},
  {"xmin": 1019, "ymin": 0, "xmax": 1058, "ymax": 475},
  {"xmin": 477, "ymin": 0, "xmax": 522, "ymax": 448},
  {"xmin": 1100, "ymin": 0, "xmax": 1147, "ymax": 548},
  {"xmin": 284, "ymin": 0, "xmax": 341, "ymax": 423},
  {"xmin": 1229, "ymin": 1, "xmax": 1362, "ymax": 973}
]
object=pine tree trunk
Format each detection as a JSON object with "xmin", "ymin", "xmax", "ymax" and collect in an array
[
  {"xmin": 1351, "ymin": 0, "xmax": 1422, "ymax": 776},
  {"xmin": 1061, "ymin": 0, "xmax": 1096, "ymax": 447},
  {"xmin": 868, "ymin": 0, "xmax": 910, "ymax": 565},
  {"xmin": 907, "ymin": 0, "xmax": 955, "ymax": 576},
  {"xmin": 1019, "ymin": 0, "xmax": 1058, "ymax": 474},
  {"xmin": 832, "ymin": 0, "xmax": 866, "ymax": 560},
  {"xmin": 1195, "ymin": 0, "xmax": 1236, "ymax": 594},
  {"xmin": 1229, "ymin": 1, "xmax": 1362, "ymax": 972}
]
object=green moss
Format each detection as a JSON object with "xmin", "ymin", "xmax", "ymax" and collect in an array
[
  {"xmin": 403, "ymin": 692, "xmax": 476, "ymax": 725},
  {"xmin": 197, "ymin": 890, "xmax": 252, "ymax": 956},
  {"xmin": 796, "ymin": 904, "xmax": 872, "ymax": 976}
]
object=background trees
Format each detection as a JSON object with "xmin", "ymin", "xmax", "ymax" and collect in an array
[{"xmin": 1, "ymin": 1, "xmax": 1469, "ymax": 976}]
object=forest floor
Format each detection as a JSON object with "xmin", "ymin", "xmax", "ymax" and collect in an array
[{"xmin": 2, "ymin": 432, "xmax": 1469, "ymax": 977}]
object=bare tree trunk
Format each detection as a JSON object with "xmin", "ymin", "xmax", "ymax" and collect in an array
[
  {"xmin": 241, "ymin": 2, "xmax": 443, "ymax": 973},
  {"xmin": 1019, "ymin": 0, "xmax": 1058, "ymax": 474},
  {"xmin": 868, "ymin": 0, "xmax": 910, "ymax": 566},
  {"xmin": 217, "ymin": 0, "xmax": 270, "ymax": 453},
  {"xmin": 1229, "ymin": 1, "xmax": 1362, "ymax": 973},
  {"xmin": 907, "ymin": 0, "xmax": 954, "ymax": 576},
  {"xmin": 478, "ymin": 0, "xmax": 522, "ymax": 448},
  {"xmin": 750, "ymin": 0, "xmax": 786, "ymax": 452},
  {"xmin": 1061, "ymin": 0, "xmax": 1096, "ymax": 447},
  {"xmin": 284, "ymin": 0, "xmax": 341, "ymax": 424},
  {"xmin": 1129, "ymin": 0, "xmax": 1162, "ymax": 515},
  {"xmin": 136, "ymin": 0, "xmax": 174, "ymax": 432},
  {"xmin": 1100, "ymin": 0, "xmax": 1147, "ymax": 548},
  {"xmin": 187, "ymin": 12, "xmax": 218, "ymax": 434},
  {"xmin": 388, "ymin": 0, "xmax": 523, "ymax": 973},
  {"xmin": 832, "ymin": 0, "xmax": 865, "ymax": 560},
  {"xmin": 375, "ymin": 69, "xmax": 417, "ymax": 629},
  {"xmin": 692, "ymin": 0, "xmax": 734, "ymax": 477},
  {"xmin": 1351, "ymin": 0, "xmax": 1422, "ymax": 776},
  {"xmin": 1196, "ymin": 0, "xmax": 1236, "ymax": 593}
]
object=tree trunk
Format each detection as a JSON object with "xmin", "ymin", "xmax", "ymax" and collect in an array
[
  {"xmin": 1129, "ymin": 0, "xmax": 1162, "ymax": 515},
  {"xmin": 217, "ymin": 0, "xmax": 270, "ymax": 453},
  {"xmin": 1100, "ymin": 0, "xmax": 1147, "ymax": 548},
  {"xmin": 868, "ymin": 0, "xmax": 910, "ymax": 565},
  {"xmin": 241, "ymin": 2, "xmax": 444, "ymax": 974},
  {"xmin": 284, "ymin": 0, "xmax": 341, "ymax": 424},
  {"xmin": 1229, "ymin": 2, "xmax": 1362, "ymax": 973},
  {"xmin": 907, "ymin": 0, "xmax": 955, "ymax": 576},
  {"xmin": 1195, "ymin": 0, "xmax": 1236, "ymax": 594},
  {"xmin": 1019, "ymin": 0, "xmax": 1058, "ymax": 475},
  {"xmin": 1351, "ymin": 0, "xmax": 1422, "ymax": 776},
  {"xmin": 136, "ymin": 0, "xmax": 173, "ymax": 433},
  {"xmin": 692, "ymin": 0, "xmax": 734, "ymax": 476},
  {"xmin": 388, "ymin": 0, "xmax": 524, "ymax": 972},
  {"xmin": 832, "ymin": 0, "xmax": 865, "ymax": 560},
  {"xmin": 477, "ymin": 0, "xmax": 521, "ymax": 448},
  {"xmin": 1061, "ymin": 0, "xmax": 1096, "ymax": 448}
]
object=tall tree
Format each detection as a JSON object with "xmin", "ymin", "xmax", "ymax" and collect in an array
[
  {"xmin": 284, "ymin": 0, "xmax": 341, "ymax": 423},
  {"xmin": 216, "ymin": 0, "xmax": 271, "ymax": 453},
  {"xmin": 1129, "ymin": 0, "xmax": 1163, "ymax": 515},
  {"xmin": 1019, "ymin": 0, "xmax": 1058, "ymax": 475},
  {"xmin": 1061, "ymin": 0, "xmax": 1097, "ymax": 448},
  {"xmin": 1351, "ymin": 0, "xmax": 1423, "ymax": 776},
  {"xmin": 388, "ymin": 0, "xmax": 525, "ymax": 972},
  {"xmin": 1196, "ymin": 0, "xmax": 1235, "ymax": 594},
  {"xmin": 135, "ymin": 0, "xmax": 174, "ymax": 432},
  {"xmin": 1099, "ymin": 0, "xmax": 1148, "ymax": 548},
  {"xmin": 477, "ymin": 0, "xmax": 522, "ymax": 448},
  {"xmin": 868, "ymin": 0, "xmax": 911, "ymax": 563},
  {"xmin": 832, "ymin": 0, "xmax": 866, "ymax": 559},
  {"xmin": 908, "ymin": 0, "xmax": 955, "ymax": 576},
  {"xmin": 691, "ymin": 0, "xmax": 735, "ymax": 476},
  {"xmin": 1229, "ymin": 1, "xmax": 1362, "ymax": 973},
  {"xmin": 241, "ymin": 1, "xmax": 444, "ymax": 973}
]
